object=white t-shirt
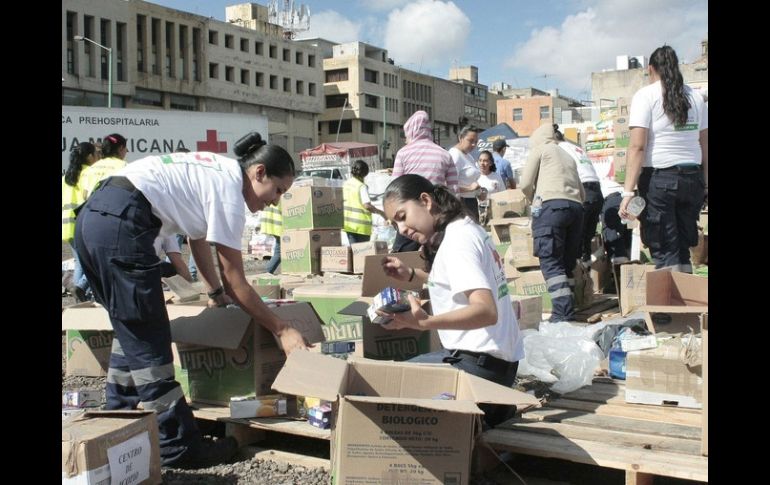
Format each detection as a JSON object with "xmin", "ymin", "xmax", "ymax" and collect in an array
[
  {"xmin": 359, "ymin": 185, "xmax": 371, "ymax": 205},
  {"xmin": 428, "ymin": 217, "xmax": 524, "ymax": 362},
  {"xmin": 448, "ymin": 147, "xmax": 481, "ymax": 198},
  {"xmin": 153, "ymin": 234, "xmax": 181, "ymax": 257},
  {"xmin": 629, "ymin": 81, "xmax": 708, "ymax": 168},
  {"xmin": 120, "ymin": 152, "xmax": 246, "ymax": 250},
  {"xmin": 558, "ymin": 142, "xmax": 600, "ymax": 183},
  {"xmin": 478, "ymin": 172, "xmax": 506, "ymax": 194}
]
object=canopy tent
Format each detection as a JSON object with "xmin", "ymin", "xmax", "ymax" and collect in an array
[
  {"xmin": 471, "ymin": 123, "xmax": 519, "ymax": 160},
  {"xmin": 299, "ymin": 142, "xmax": 380, "ymax": 171}
]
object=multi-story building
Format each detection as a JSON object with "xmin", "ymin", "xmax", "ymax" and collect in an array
[
  {"xmin": 62, "ymin": 0, "xmax": 324, "ymax": 155},
  {"xmin": 496, "ymin": 89, "xmax": 585, "ymax": 137}
]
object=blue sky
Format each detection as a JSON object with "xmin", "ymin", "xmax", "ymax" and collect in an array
[{"xmin": 148, "ymin": 0, "xmax": 707, "ymax": 101}]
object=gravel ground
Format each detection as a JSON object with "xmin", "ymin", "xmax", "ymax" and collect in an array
[{"xmin": 62, "ymin": 242, "xmax": 700, "ymax": 485}]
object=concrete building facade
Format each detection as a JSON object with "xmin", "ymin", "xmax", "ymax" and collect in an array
[
  {"xmin": 62, "ymin": 0, "xmax": 324, "ymax": 155},
  {"xmin": 496, "ymin": 93, "xmax": 576, "ymax": 137}
]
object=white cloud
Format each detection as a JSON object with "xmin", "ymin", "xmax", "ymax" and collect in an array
[
  {"xmin": 384, "ymin": 0, "xmax": 470, "ymax": 70},
  {"xmin": 358, "ymin": 0, "xmax": 412, "ymax": 12},
  {"xmin": 507, "ymin": 0, "xmax": 708, "ymax": 92},
  {"xmin": 305, "ymin": 10, "xmax": 362, "ymax": 43}
]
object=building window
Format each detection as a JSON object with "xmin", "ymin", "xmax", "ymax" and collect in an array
[
  {"xmin": 255, "ymin": 41, "xmax": 263, "ymax": 55},
  {"xmin": 209, "ymin": 30, "xmax": 218, "ymax": 45},
  {"xmin": 117, "ymin": 22, "xmax": 126, "ymax": 81},
  {"xmin": 539, "ymin": 106, "xmax": 550, "ymax": 119},
  {"xmin": 283, "ymin": 77, "xmax": 291, "ymax": 92},
  {"xmin": 269, "ymin": 44, "xmax": 277, "ymax": 58},
  {"xmin": 296, "ymin": 80, "xmax": 304, "ymax": 94},
  {"xmin": 136, "ymin": 15, "xmax": 145, "ymax": 72},
  {"xmin": 208, "ymin": 62, "xmax": 219, "ymax": 79},
  {"xmin": 133, "ymin": 88, "xmax": 163, "ymax": 107},
  {"xmin": 283, "ymin": 48, "xmax": 290, "ymax": 62},
  {"xmin": 66, "ymin": 11, "xmax": 76, "ymax": 74},
  {"xmin": 270, "ymin": 75, "xmax": 277, "ymax": 89},
  {"xmin": 241, "ymin": 69, "xmax": 250, "ymax": 85},
  {"xmin": 240, "ymin": 38, "xmax": 248, "ymax": 52},
  {"xmin": 326, "ymin": 94, "xmax": 348, "ymax": 108},
  {"xmin": 295, "ymin": 51, "xmax": 303, "ymax": 64},
  {"xmin": 361, "ymin": 120, "xmax": 375, "ymax": 134},
  {"xmin": 364, "ymin": 94, "xmax": 379, "ymax": 108},
  {"xmin": 513, "ymin": 108, "xmax": 523, "ymax": 121},
  {"xmin": 308, "ymin": 54, "xmax": 316, "ymax": 67},
  {"xmin": 165, "ymin": 21, "xmax": 174, "ymax": 78},
  {"xmin": 309, "ymin": 83, "xmax": 316, "ymax": 96},
  {"xmin": 329, "ymin": 119, "xmax": 352, "ymax": 134},
  {"xmin": 150, "ymin": 18, "xmax": 160, "ymax": 75},
  {"xmin": 225, "ymin": 66, "xmax": 234, "ymax": 82},
  {"xmin": 225, "ymin": 34, "xmax": 234, "ymax": 49},
  {"xmin": 364, "ymin": 69, "xmax": 378, "ymax": 84},
  {"xmin": 325, "ymin": 68, "xmax": 349, "ymax": 83},
  {"xmin": 255, "ymin": 72, "xmax": 264, "ymax": 87},
  {"xmin": 192, "ymin": 27, "xmax": 201, "ymax": 81},
  {"xmin": 170, "ymin": 93, "xmax": 196, "ymax": 111}
]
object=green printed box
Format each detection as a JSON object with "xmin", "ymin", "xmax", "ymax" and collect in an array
[
  {"xmin": 65, "ymin": 330, "xmax": 113, "ymax": 377},
  {"xmin": 292, "ymin": 284, "xmax": 363, "ymax": 342},
  {"xmin": 281, "ymin": 229, "xmax": 342, "ymax": 275},
  {"xmin": 281, "ymin": 185, "xmax": 344, "ymax": 230},
  {"xmin": 509, "ymin": 270, "xmax": 552, "ymax": 312}
]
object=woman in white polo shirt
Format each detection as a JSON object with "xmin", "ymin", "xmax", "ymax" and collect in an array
[{"xmin": 620, "ymin": 45, "xmax": 708, "ymax": 273}]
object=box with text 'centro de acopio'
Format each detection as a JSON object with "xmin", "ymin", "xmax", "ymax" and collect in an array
[{"xmin": 273, "ymin": 351, "xmax": 540, "ymax": 485}]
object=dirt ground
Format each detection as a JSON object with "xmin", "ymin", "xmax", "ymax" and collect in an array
[{"xmin": 62, "ymin": 242, "xmax": 701, "ymax": 484}]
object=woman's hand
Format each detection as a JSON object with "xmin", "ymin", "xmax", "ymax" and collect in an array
[
  {"xmin": 275, "ymin": 325, "xmax": 311, "ymax": 354},
  {"xmin": 618, "ymin": 195, "xmax": 632, "ymax": 220},
  {"xmin": 381, "ymin": 256, "xmax": 411, "ymax": 281},
  {"xmin": 378, "ymin": 293, "xmax": 429, "ymax": 330}
]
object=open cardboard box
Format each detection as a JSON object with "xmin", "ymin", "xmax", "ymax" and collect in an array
[{"xmin": 272, "ymin": 351, "xmax": 540, "ymax": 485}]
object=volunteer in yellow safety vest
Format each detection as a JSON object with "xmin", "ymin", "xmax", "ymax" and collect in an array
[
  {"xmin": 78, "ymin": 133, "xmax": 128, "ymax": 199},
  {"xmin": 343, "ymin": 160, "xmax": 386, "ymax": 243},
  {"xmin": 261, "ymin": 202, "xmax": 283, "ymax": 274}
]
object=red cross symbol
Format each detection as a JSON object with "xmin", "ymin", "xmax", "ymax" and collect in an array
[{"xmin": 196, "ymin": 130, "xmax": 228, "ymax": 153}]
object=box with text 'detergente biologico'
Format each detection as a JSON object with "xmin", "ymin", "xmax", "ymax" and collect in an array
[
  {"xmin": 273, "ymin": 352, "xmax": 540, "ymax": 485},
  {"xmin": 281, "ymin": 185, "xmax": 344, "ymax": 231}
]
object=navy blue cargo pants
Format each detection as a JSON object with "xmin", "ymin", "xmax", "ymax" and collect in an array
[
  {"xmin": 532, "ymin": 199, "xmax": 584, "ymax": 322},
  {"xmin": 580, "ymin": 182, "xmax": 604, "ymax": 262},
  {"xmin": 638, "ymin": 166, "xmax": 705, "ymax": 273},
  {"xmin": 601, "ymin": 192, "xmax": 632, "ymax": 263},
  {"xmin": 73, "ymin": 176, "xmax": 201, "ymax": 466}
]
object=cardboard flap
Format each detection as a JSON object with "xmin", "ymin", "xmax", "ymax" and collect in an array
[
  {"xmin": 338, "ymin": 300, "xmax": 371, "ymax": 316},
  {"xmin": 345, "ymin": 395, "xmax": 483, "ymax": 414},
  {"xmin": 169, "ymin": 306, "xmax": 252, "ymax": 349},
  {"xmin": 460, "ymin": 372, "xmax": 541, "ymax": 407},
  {"xmin": 645, "ymin": 269, "xmax": 708, "ymax": 307},
  {"xmin": 270, "ymin": 302, "xmax": 327, "ymax": 344},
  {"xmin": 361, "ymin": 251, "xmax": 425, "ymax": 296},
  {"xmin": 162, "ymin": 275, "xmax": 201, "ymax": 303},
  {"xmin": 272, "ymin": 351, "xmax": 348, "ymax": 402},
  {"xmin": 62, "ymin": 303, "xmax": 112, "ymax": 331}
]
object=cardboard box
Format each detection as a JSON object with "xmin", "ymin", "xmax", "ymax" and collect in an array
[
  {"xmin": 350, "ymin": 240, "xmax": 388, "ymax": 274},
  {"xmin": 625, "ymin": 336, "xmax": 703, "ymax": 408},
  {"xmin": 292, "ymin": 283, "xmax": 363, "ymax": 342},
  {"xmin": 281, "ymin": 229, "xmax": 342, "ymax": 275},
  {"xmin": 487, "ymin": 189, "xmax": 529, "ymax": 220},
  {"xmin": 229, "ymin": 394, "xmax": 288, "ymax": 419},
  {"xmin": 614, "ymin": 115, "xmax": 630, "ymax": 148},
  {"xmin": 640, "ymin": 269, "xmax": 708, "ymax": 337},
  {"xmin": 701, "ymin": 313, "xmax": 708, "ymax": 456},
  {"xmin": 272, "ymin": 352, "xmax": 541, "ymax": 485},
  {"xmin": 320, "ymin": 246, "xmax": 352, "ymax": 273},
  {"xmin": 488, "ymin": 217, "xmax": 530, "ymax": 246},
  {"xmin": 65, "ymin": 329, "xmax": 113, "ymax": 377},
  {"xmin": 62, "ymin": 410, "xmax": 161, "ymax": 485},
  {"xmin": 281, "ymin": 185, "xmax": 344, "ymax": 230},
  {"xmin": 613, "ymin": 148, "xmax": 628, "ymax": 184},
  {"xmin": 511, "ymin": 294, "xmax": 543, "ymax": 330},
  {"xmin": 63, "ymin": 390, "xmax": 102, "ymax": 408},
  {"xmin": 248, "ymin": 275, "xmax": 281, "ymax": 300},
  {"xmin": 617, "ymin": 264, "xmax": 657, "ymax": 316},
  {"xmin": 503, "ymin": 218, "xmax": 539, "ymax": 269},
  {"xmin": 509, "ymin": 270, "xmax": 551, "ymax": 312}
]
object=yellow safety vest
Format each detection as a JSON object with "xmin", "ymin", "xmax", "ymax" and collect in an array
[
  {"xmin": 78, "ymin": 157, "xmax": 127, "ymax": 198},
  {"xmin": 343, "ymin": 177, "xmax": 372, "ymax": 236},
  {"xmin": 61, "ymin": 177, "xmax": 85, "ymax": 243},
  {"xmin": 261, "ymin": 204, "xmax": 283, "ymax": 237}
]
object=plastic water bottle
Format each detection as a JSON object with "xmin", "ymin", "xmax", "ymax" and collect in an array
[
  {"xmin": 621, "ymin": 196, "xmax": 646, "ymax": 224},
  {"xmin": 531, "ymin": 195, "xmax": 543, "ymax": 218}
]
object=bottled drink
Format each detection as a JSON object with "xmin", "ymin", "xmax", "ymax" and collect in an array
[
  {"xmin": 531, "ymin": 195, "xmax": 543, "ymax": 218},
  {"xmin": 621, "ymin": 196, "xmax": 646, "ymax": 224}
]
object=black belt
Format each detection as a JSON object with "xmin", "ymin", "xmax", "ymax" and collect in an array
[
  {"xmin": 445, "ymin": 349, "xmax": 513, "ymax": 374},
  {"xmin": 582, "ymin": 181, "xmax": 601, "ymax": 188},
  {"xmin": 644, "ymin": 164, "xmax": 701, "ymax": 174},
  {"xmin": 105, "ymin": 176, "xmax": 136, "ymax": 192}
]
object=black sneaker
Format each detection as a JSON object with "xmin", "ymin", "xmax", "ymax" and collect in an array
[{"xmin": 169, "ymin": 436, "xmax": 240, "ymax": 469}]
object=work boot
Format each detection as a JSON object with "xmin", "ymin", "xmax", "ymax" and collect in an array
[
  {"xmin": 66, "ymin": 284, "xmax": 88, "ymax": 303},
  {"xmin": 166, "ymin": 436, "xmax": 240, "ymax": 469}
]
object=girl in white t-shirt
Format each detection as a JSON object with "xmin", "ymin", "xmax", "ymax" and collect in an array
[{"xmin": 379, "ymin": 174, "xmax": 525, "ymax": 427}]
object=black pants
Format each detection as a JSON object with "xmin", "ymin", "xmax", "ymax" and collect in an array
[
  {"xmin": 580, "ymin": 182, "xmax": 604, "ymax": 262},
  {"xmin": 74, "ymin": 177, "xmax": 201, "ymax": 466},
  {"xmin": 638, "ymin": 166, "xmax": 705, "ymax": 272},
  {"xmin": 392, "ymin": 232, "xmax": 421, "ymax": 253},
  {"xmin": 532, "ymin": 199, "xmax": 584, "ymax": 321},
  {"xmin": 601, "ymin": 192, "xmax": 632, "ymax": 261}
]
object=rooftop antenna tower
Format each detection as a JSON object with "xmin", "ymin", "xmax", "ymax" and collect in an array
[{"xmin": 268, "ymin": 0, "xmax": 311, "ymax": 40}]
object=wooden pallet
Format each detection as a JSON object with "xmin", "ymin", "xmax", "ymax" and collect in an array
[
  {"xmin": 482, "ymin": 378, "xmax": 707, "ymax": 484},
  {"xmin": 191, "ymin": 402, "xmax": 331, "ymax": 442}
]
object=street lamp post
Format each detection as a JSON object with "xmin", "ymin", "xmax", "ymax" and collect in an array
[
  {"xmin": 335, "ymin": 98, "xmax": 351, "ymax": 143},
  {"xmin": 74, "ymin": 35, "xmax": 112, "ymax": 108}
]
